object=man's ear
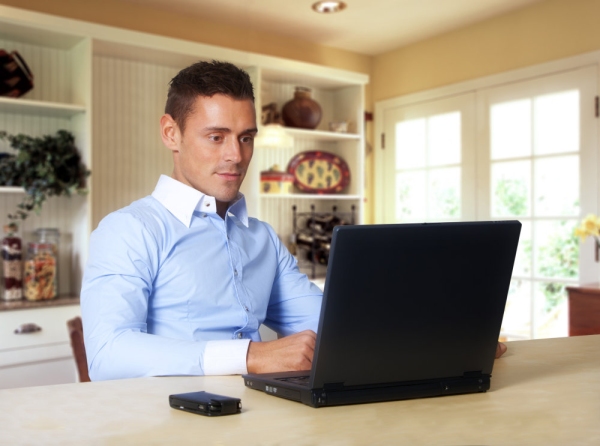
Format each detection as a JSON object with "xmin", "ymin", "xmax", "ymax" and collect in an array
[{"xmin": 160, "ymin": 114, "xmax": 180, "ymax": 152}]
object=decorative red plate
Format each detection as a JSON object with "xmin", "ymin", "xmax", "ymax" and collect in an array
[{"xmin": 286, "ymin": 151, "xmax": 350, "ymax": 194}]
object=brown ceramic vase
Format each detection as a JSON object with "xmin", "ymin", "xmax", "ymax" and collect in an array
[{"xmin": 282, "ymin": 87, "xmax": 322, "ymax": 129}]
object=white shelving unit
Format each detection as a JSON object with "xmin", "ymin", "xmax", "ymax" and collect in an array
[
  {"xmin": 0, "ymin": 4, "xmax": 368, "ymax": 388},
  {"xmin": 0, "ymin": 18, "xmax": 92, "ymax": 298}
]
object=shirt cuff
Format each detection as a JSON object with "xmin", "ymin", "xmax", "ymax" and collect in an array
[{"xmin": 203, "ymin": 339, "xmax": 251, "ymax": 375}]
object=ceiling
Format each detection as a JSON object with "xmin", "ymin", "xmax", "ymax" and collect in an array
[{"xmin": 122, "ymin": 0, "xmax": 545, "ymax": 56}]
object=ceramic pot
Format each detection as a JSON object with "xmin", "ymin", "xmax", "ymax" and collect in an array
[{"xmin": 282, "ymin": 87, "xmax": 322, "ymax": 129}]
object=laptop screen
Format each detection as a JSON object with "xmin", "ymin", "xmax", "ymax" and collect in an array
[{"xmin": 310, "ymin": 221, "xmax": 521, "ymax": 389}]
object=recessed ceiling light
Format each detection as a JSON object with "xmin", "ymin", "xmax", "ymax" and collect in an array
[{"xmin": 312, "ymin": 1, "xmax": 347, "ymax": 14}]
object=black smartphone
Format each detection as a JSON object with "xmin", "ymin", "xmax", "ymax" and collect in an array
[{"xmin": 169, "ymin": 391, "xmax": 242, "ymax": 416}]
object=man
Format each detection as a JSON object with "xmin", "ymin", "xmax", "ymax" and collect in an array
[
  {"xmin": 81, "ymin": 60, "xmax": 322, "ymax": 381},
  {"xmin": 82, "ymin": 60, "xmax": 506, "ymax": 381}
]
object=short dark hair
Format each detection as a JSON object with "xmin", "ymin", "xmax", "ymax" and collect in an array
[{"xmin": 165, "ymin": 60, "xmax": 255, "ymax": 133}]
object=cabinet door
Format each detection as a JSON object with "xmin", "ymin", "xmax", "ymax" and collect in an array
[{"xmin": 0, "ymin": 305, "xmax": 80, "ymax": 389}]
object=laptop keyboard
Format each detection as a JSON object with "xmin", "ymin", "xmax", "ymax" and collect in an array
[{"xmin": 276, "ymin": 375, "xmax": 310, "ymax": 386}]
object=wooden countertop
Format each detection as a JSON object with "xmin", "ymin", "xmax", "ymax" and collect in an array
[{"xmin": 0, "ymin": 335, "xmax": 598, "ymax": 445}]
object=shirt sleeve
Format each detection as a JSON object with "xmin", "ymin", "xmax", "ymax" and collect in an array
[
  {"xmin": 262, "ymin": 223, "xmax": 324, "ymax": 337},
  {"xmin": 81, "ymin": 210, "xmax": 250, "ymax": 380}
]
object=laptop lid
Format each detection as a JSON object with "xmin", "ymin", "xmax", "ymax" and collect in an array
[{"xmin": 309, "ymin": 220, "xmax": 521, "ymax": 389}]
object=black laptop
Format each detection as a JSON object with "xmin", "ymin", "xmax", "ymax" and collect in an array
[{"xmin": 243, "ymin": 221, "xmax": 521, "ymax": 408}]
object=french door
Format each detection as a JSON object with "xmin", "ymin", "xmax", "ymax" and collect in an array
[{"xmin": 379, "ymin": 65, "xmax": 598, "ymax": 339}]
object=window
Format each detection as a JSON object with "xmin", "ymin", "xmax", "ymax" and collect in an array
[
  {"xmin": 381, "ymin": 93, "xmax": 476, "ymax": 223},
  {"xmin": 377, "ymin": 64, "xmax": 598, "ymax": 340},
  {"xmin": 477, "ymin": 66, "xmax": 596, "ymax": 339}
]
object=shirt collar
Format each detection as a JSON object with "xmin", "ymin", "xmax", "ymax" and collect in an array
[{"xmin": 151, "ymin": 175, "xmax": 249, "ymax": 228}]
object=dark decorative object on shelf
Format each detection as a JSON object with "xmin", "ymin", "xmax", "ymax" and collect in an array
[
  {"xmin": 261, "ymin": 102, "xmax": 284, "ymax": 125},
  {"xmin": 287, "ymin": 150, "xmax": 350, "ymax": 194},
  {"xmin": 0, "ymin": 50, "xmax": 34, "ymax": 98},
  {"xmin": 1, "ymin": 222, "xmax": 22, "ymax": 301},
  {"xmin": 291, "ymin": 204, "xmax": 355, "ymax": 279},
  {"xmin": 282, "ymin": 87, "xmax": 322, "ymax": 129},
  {"xmin": 0, "ymin": 130, "xmax": 91, "ymax": 221}
]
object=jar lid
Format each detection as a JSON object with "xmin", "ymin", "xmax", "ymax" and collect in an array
[
  {"xmin": 28, "ymin": 242, "xmax": 55, "ymax": 249},
  {"xmin": 35, "ymin": 227, "xmax": 60, "ymax": 234}
]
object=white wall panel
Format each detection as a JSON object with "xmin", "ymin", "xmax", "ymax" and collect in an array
[{"xmin": 92, "ymin": 55, "xmax": 178, "ymax": 228}]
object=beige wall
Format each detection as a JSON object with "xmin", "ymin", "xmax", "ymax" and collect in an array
[{"xmin": 372, "ymin": 0, "xmax": 600, "ymax": 102}]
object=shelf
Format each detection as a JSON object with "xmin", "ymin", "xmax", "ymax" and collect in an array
[
  {"xmin": 0, "ymin": 186, "xmax": 25, "ymax": 193},
  {"xmin": 0, "ymin": 294, "xmax": 80, "ymax": 312},
  {"xmin": 0, "ymin": 97, "xmax": 86, "ymax": 118},
  {"xmin": 260, "ymin": 193, "xmax": 361, "ymax": 200},
  {"xmin": 284, "ymin": 128, "xmax": 360, "ymax": 142}
]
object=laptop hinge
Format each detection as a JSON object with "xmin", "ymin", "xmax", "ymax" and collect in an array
[{"xmin": 323, "ymin": 382, "xmax": 345, "ymax": 390}]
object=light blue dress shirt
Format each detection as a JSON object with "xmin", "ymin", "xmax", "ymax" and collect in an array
[{"xmin": 81, "ymin": 175, "xmax": 322, "ymax": 381}]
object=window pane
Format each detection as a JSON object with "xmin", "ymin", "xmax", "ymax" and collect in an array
[
  {"xmin": 534, "ymin": 220, "xmax": 579, "ymax": 280},
  {"xmin": 534, "ymin": 281, "xmax": 569, "ymax": 339},
  {"xmin": 428, "ymin": 112, "xmax": 461, "ymax": 166},
  {"xmin": 428, "ymin": 167, "xmax": 460, "ymax": 219},
  {"xmin": 491, "ymin": 160, "xmax": 531, "ymax": 217},
  {"xmin": 396, "ymin": 118, "xmax": 425, "ymax": 169},
  {"xmin": 501, "ymin": 279, "xmax": 532, "ymax": 340},
  {"xmin": 534, "ymin": 155, "xmax": 579, "ymax": 217},
  {"xmin": 490, "ymin": 99, "xmax": 531, "ymax": 160},
  {"xmin": 512, "ymin": 221, "xmax": 532, "ymax": 277},
  {"xmin": 534, "ymin": 90, "xmax": 579, "ymax": 155},
  {"xmin": 395, "ymin": 171, "xmax": 426, "ymax": 221}
]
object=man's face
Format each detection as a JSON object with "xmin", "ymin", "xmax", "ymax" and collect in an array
[{"xmin": 161, "ymin": 94, "xmax": 257, "ymax": 214}]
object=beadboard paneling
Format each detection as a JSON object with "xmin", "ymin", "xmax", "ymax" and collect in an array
[
  {"xmin": 92, "ymin": 55, "xmax": 178, "ymax": 228},
  {"xmin": 0, "ymin": 38, "xmax": 74, "ymax": 104}
]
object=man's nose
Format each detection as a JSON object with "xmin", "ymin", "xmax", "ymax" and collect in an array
[{"xmin": 223, "ymin": 138, "xmax": 242, "ymax": 163}]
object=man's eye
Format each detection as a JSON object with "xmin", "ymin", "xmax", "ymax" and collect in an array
[
  {"xmin": 209, "ymin": 135, "xmax": 222, "ymax": 142},
  {"xmin": 240, "ymin": 136, "xmax": 254, "ymax": 144}
]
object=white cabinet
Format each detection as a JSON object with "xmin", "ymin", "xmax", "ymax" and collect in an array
[{"xmin": 0, "ymin": 304, "xmax": 80, "ymax": 389}]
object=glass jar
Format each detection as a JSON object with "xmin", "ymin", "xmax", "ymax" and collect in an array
[
  {"xmin": 35, "ymin": 228, "xmax": 60, "ymax": 294},
  {"xmin": 23, "ymin": 242, "xmax": 57, "ymax": 301}
]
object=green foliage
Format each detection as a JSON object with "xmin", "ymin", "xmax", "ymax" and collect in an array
[
  {"xmin": 495, "ymin": 178, "xmax": 527, "ymax": 216},
  {"xmin": 0, "ymin": 130, "xmax": 91, "ymax": 221},
  {"xmin": 495, "ymin": 178, "xmax": 579, "ymax": 315},
  {"xmin": 538, "ymin": 222, "xmax": 579, "ymax": 312}
]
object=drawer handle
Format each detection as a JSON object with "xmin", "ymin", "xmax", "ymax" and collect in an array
[{"xmin": 14, "ymin": 323, "xmax": 42, "ymax": 334}]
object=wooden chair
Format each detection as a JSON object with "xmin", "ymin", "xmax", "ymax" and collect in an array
[{"xmin": 67, "ymin": 316, "xmax": 91, "ymax": 382}]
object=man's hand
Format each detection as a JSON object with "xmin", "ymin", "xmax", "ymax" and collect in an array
[
  {"xmin": 247, "ymin": 330, "xmax": 317, "ymax": 374},
  {"xmin": 496, "ymin": 341, "xmax": 507, "ymax": 358}
]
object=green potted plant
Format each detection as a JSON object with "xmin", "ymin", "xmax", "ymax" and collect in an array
[{"xmin": 0, "ymin": 129, "xmax": 90, "ymax": 221}]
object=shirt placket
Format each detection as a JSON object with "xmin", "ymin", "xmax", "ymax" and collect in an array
[{"xmin": 224, "ymin": 216, "xmax": 254, "ymax": 339}]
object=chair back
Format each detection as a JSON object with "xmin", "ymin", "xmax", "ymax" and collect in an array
[{"xmin": 67, "ymin": 316, "xmax": 91, "ymax": 382}]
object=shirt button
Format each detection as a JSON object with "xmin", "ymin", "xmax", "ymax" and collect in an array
[
  {"xmin": 244, "ymin": 306, "xmax": 249, "ymax": 312},
  {"xmin": 202, "ymin": 213, "xmax": 207, "ymax": 218},
  {"xmin": 237, "ymin": 333, "xmax": 243, "ymax": 339},
  {"xmin": 234, "ymin": 269, "xmax": 238, "ymax": 276}
]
